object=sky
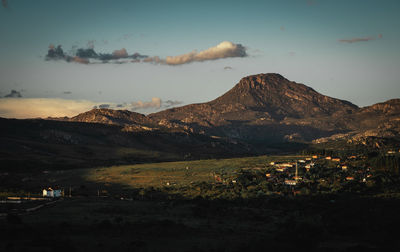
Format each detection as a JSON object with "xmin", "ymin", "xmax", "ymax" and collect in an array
[{"xmin": 0, "ymin": 0, "xmax": 399, "ymax": 118}]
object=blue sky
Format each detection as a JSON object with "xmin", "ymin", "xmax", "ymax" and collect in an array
[{"xmin": 0, "ymin": 0, "xmax": 399, "ymax": 118}]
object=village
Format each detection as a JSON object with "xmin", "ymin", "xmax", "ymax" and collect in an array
[{"xmin": 211, "ymin": 151, "xmax": 400, "ymax": 197}]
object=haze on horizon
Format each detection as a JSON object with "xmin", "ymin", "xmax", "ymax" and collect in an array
[{"xmin": 0, "ymin": 0, "xmax": 399, "ymax": 118}]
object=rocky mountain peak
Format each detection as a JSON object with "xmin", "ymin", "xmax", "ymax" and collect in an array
[{"xmin": 210, "ymin": 73, "xmax": 358, "ymax": 119}]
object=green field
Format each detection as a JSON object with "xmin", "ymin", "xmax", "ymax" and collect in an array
[{"xmin": 84, "ymin": 155, "xmax": 304, "ymax": 189}]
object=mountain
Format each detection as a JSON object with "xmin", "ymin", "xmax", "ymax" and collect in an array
[
  {"xmin": 1, "ymin": 73, "xmax": 399, "ymax": 170},
  {"xmin": 148, "ymin": 73, "xmax": 360, "ymax": 144},
  {"xmin": 68, "ymin": 108, "xmax": 153, "ymax": 126},
  {"xmin": 312, "ymin": 99, "xmax": 400, "ymax": 148},
  {"xmin": 150, "ymin": 73, "xmax": 358, "ymax": 122},
  {"xmin": 64, "ymin": 73, "xmax": 398, "ymax": 149}
]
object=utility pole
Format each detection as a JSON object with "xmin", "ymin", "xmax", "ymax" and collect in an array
[{"xmin": 295, "ymin": 161, "xmax": 298, "ymax": 180}]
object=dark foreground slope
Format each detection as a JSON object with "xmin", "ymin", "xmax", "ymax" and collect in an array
[{"xmin": 0, "ymin": 118, "xmax": 251, "ymax": 171}]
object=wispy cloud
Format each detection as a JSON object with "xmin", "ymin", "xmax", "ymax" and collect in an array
[{"xmin": 338, "ymin": 34, "xmax": 382, "ymax": 43}]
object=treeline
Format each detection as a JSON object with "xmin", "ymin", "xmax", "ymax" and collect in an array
[{"xmin": 369, "ymin": 154, "xmax": 400, "ymax": 175}]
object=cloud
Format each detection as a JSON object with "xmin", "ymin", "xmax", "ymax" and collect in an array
[
  {"xmin": 46, "ymin": 45, "xmax": 66, "ymax": 60},
  {"xmin": 4, "ymin": 90, "xmax": 22, "ymax": 98},
  {"xmin": 63, "ymin": 91, "xmax": 72, "ymax": 95},
  {"xmin": 338, "ymin": 34, "xmax": 382, "ymax": 44},
  {"xmin": 70, "ymin": 56, "xmax": 89, "ymax": 64},
  {"xmin": 112, "ymin": 48, "xmax": 128, "ymax": 58},
  {"xmin": 45, "ymin": 41, "xmax": 246, "ymax": 65},
  {"xmin": 130, "ymin": 97, "xmax": 161, "ymax": 110},
  {"xmin": 76, "ymin": 48, "xmax": 98, "ymax": 58},
  {"xmin": 46, "ymin": 44, "xmax": 147, "ymax": 64},
  {"xmin": 142, "ymin": 56, "xmax": 163, "ymax": 64},
  {"xmin": 165, "ymin": 41, "xmax": 247, "ymax": 65},
  {"xmin": 2, "ymin": 0, "xmax": 7, "ymax": 8},
  {"xmin": 163, "ymin": 100, "xmax": 183, "ymax": 108},
  {"xmin": 98, "ymin": 104, "xmax": 110, "ymax": 109}
]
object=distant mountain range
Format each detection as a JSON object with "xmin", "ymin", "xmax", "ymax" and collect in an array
[
  {"xmin": 1, "ymin": 73, "xmax": 399, "ymax": 170},
  {"xmin": 67, "ymin": 73, "xmax": 400, "ymax": 148}
]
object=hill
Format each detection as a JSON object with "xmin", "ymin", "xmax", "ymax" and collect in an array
[{"xmin": 1, "ymin": 73, "xmax": 399, "ymax": 169}]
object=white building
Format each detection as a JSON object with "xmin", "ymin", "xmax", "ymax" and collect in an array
[
  {"xmin": 285, "ymin": 179, "xmax": 297, "ymax": 186},
  {"xmin": 43, "ymin": 188, "xmax": 62, "ymax": 198}
]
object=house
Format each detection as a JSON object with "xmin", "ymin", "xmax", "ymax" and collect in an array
[
  {"xmin": 43, "ymin": 187, "xmax": 62, "ymax": 198},
  {"xmin": 285, "ymin": 179, "xmax": 297, "ymax": 186},
  {"xmin": 276, "ymin": 167, "xmax": 287, "ymax": 172},
  {"xmin": 280, "ymin": 163, "xmax": 293, "ymax": 167}
]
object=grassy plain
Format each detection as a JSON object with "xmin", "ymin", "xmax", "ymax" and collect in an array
[
  {"xmin": 84, "ymin": 155, "xmax": 303, "ymax": 189},
  {"xmin": 0, "ymin": 155, "xmax": 304, "ymax": 196}
]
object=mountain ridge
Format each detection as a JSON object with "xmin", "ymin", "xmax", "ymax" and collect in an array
[
  {"xmin": 1, "ymin": 73, "xmax": 398, "ymax": 169},
  {"xmin": 61, "ymin": 73, "xmax": 398, "ymax": 146}
]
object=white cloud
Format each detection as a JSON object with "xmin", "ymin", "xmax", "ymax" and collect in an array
[
  {"xmin": 130, "ymin": 97, "xmax": 161, "ymax": 110},
  {"xmin": 165, "ymin": 41, "xmax": 247, "ymax": 65}
]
